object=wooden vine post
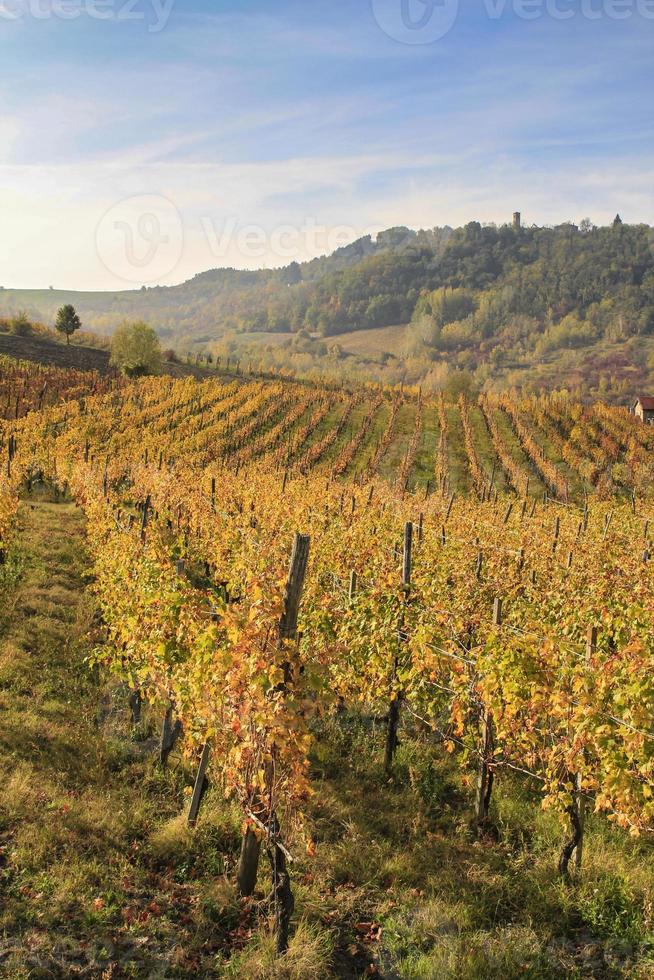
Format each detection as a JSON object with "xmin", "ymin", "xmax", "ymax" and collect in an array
[
  {"xmin": 128, "ymin": 689, "xmax": 143, "ymax": 724},
  {"xmin": 575, "ymin": 626, "xmax": 597, "ymax": 871},
  {"xmin": 475, "ymin": 597, "xmax": 502, "ymax": 831},
  {"xmin": 160, "ymin": 703, "xmax": 183, "ymax": 768},
  {"xmin": 187, "ymin": 743, "xmax": 211, "ymax": 827},
  {"xmin": 237, "ymin": 533, "xmax": 310, "ymax": 957},
  {"xmin": 384, "ymin": 522, "xmax": 412, "ymax": 773},
  {"xmin": 140, "ymin": 494, "xmax": 151, "ymax": 544},
  {"xmin": 558, "ymin": 626, "xmax": 598, "ymax": 878}
]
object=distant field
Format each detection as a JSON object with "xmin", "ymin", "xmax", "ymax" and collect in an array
[
  {"xmin": 217, "ymin": 326, "xmax": 409, "ymax": 360},
  {"xmin": 333, "ymin": 324, "xmax": 409, "ymax": 359}
]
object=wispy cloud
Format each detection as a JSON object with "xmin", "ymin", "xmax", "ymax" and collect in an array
[{"xmin": 0, "ymin": 0, "xmax": 651, "ymax": 288}]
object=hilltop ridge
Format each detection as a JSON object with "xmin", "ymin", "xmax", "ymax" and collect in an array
[{"xmin": 1, "ymin": 218, "xmax": 652, "ymax": 396}]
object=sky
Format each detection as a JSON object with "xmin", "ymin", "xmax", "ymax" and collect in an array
[{"xmin": 0, "ymin": 0, "xmax": 652, "ymax": 290}]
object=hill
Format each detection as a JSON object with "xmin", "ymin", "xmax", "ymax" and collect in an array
[
  {"xmin": 0, "ymin": 226, "xmax": 435, "ymax": 341},
  {"xmin": 1, "ymin": 218, "xmax": 653, "ymax": 396},
  {"xmin": 0, "ymin": 332, "xmax": 111, "ymax": 374},
  {"xmin": 0, "ymin": 331, "xmax": 231, "ymax": 384}
]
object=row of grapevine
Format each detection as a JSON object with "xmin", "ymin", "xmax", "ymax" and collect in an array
[
  {"xmin": 459, "ymin": 395, "xmax": 485, "ymax": 495},
  {"xmin": 497, "ymin": 396, "xmax": 569, "ymax": 499}
]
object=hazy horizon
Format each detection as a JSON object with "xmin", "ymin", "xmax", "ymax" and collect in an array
[{"xmin": 1, "ymin": 212, "xmax": 651, "ymax": 296}]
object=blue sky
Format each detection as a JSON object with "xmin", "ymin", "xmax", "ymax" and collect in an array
[{"xmin": 0, "ymin": 0, "xmax": 652, "ymax": 289}]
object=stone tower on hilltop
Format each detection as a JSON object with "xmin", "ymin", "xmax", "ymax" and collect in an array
[{"xmin": 513, "ymin": 211, "xmax": 521, "ymax": 230}]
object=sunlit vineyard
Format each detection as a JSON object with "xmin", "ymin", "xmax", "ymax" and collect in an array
[
  {"xmin": 4, "ymin": 367, "xmax": 652, "ymax": 500},
  {"xmin": 1, "ymin": 359, "xmax": 654, "ymax": 967}
]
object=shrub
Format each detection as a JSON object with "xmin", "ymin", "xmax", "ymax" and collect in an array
[
  {"xmin": 110, "ymin": 321, "xmax": 162, "ymax": 377},
  {"xmin": 9, "ymin": 312, "xmax": 33, "ymax": 336}
]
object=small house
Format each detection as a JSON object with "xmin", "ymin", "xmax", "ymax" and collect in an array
[{"xmin": 633, "ymin": 397, "xmax": 654, "ymax": 424}]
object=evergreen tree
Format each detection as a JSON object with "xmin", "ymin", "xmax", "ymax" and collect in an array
[{"xmin": 55, "ymin": 305, "xmax": 81, "ymax": 346}]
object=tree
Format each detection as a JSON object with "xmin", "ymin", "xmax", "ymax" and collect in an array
[
  {"xmin": 110, "ymin": 321, "xmax": 162, "ymax": 377},
  {"xmin": 285, "ymin": 261, "xmax": 302, "ymax": 286},
  {"xmin": 55, "ymin": 305, "xmax": 81, "ymax": 345},
  {"xmin": 444, "ymin": 368, "xmax": 478, "ymax": 401}
]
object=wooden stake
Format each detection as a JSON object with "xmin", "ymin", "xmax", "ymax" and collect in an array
[
  {"xmin": 236, "ymin": 534, "xmax": 310, "ymax": 920},
  {"xmin": 572, "ymin": 627, "xmax": 598, "ymax": 873},
  {"xmin": 160, "ymin": 703, "xmax": 183, "ymax": 767},
  {"xmin": 552, "ymin": 516, "xmax": 560, "ymax": 553},
  {"xmin": 188, "ymin": 743, "xmax": 211, "ymax": 826},
  {"xmin": 128, "ymin": 689, "xmax": 142, "ymax": 724},
  {"xmin": 475, "ymin": 598, "xmax": 502, "ymax": 830},
  {"xmin": 384, "ymin": 522, "xmax": 412, "ymax": 773},
  {"xmin": 602, "ymin": 511, "xmax": 613, "ymax": 542},
  {"xmin": 140, "ymin": 494, "xmax": 151, "ymax": 544},
  {"xmin": 279, "ymin": 534, "xmax": 310, "ymax": 645}
]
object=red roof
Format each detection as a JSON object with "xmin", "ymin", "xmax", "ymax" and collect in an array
[{"xmin": 635, "ymin": 397, "xmax": 654, "ymax": 410}]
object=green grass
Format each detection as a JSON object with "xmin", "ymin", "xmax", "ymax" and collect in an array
[
  {"xmin": 295, "ymin": 718, "xmax": 654, "ymax": 979},
  {"xmin": 319, "ymin": 398, "xmax": 379, "ymax": 472},
  {"xmin": 444, "ymin": 406, "xmax": 472, "ymax": 495},
  {"xmin": 410, "ymin": 404, "xmax": 440, "ymax": 493},
  {"xmin": 377, "ymin": 403, "xmax": 418, "ymax": 484},
  {"xmin": 350, "ymin": 402, "xmax": 391, "ymax": 479},
  {"xmin": 468, "ymin": 404, "xmax": 509, "ymax": 493}
]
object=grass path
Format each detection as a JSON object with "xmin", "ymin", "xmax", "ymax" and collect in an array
[{"xmin": 0, "ymin": 500, "xmax": 245, "ymax": 979}]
